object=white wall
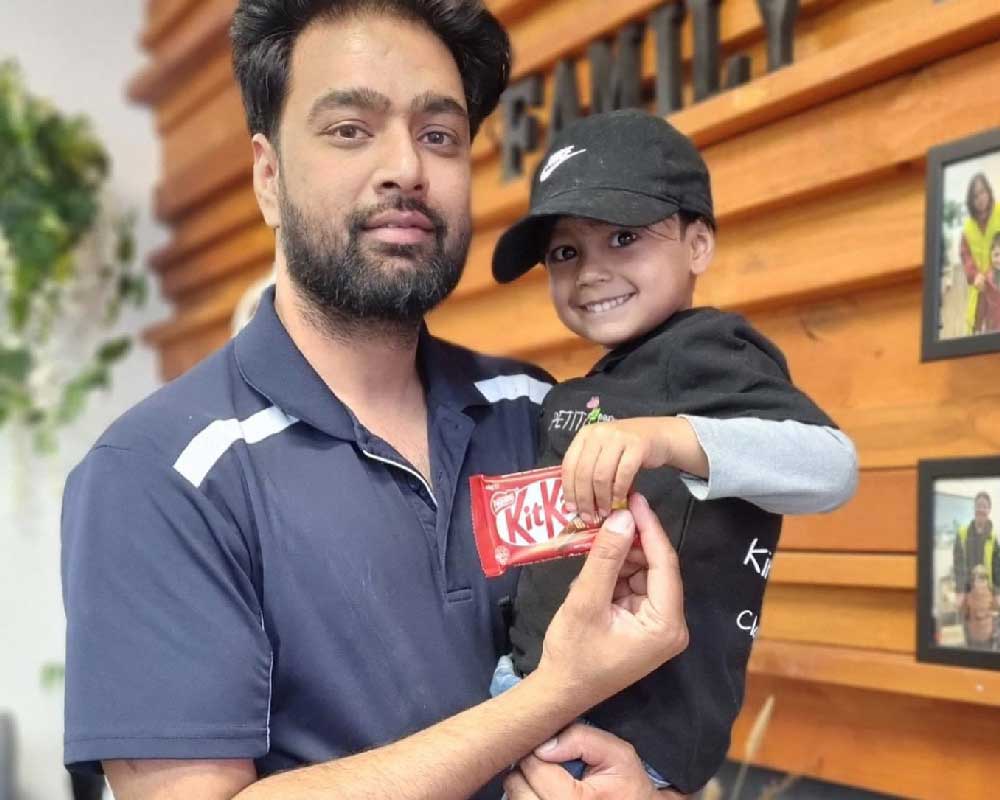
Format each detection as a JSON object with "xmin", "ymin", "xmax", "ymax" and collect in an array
[{"xmin": 0, "ymin": 2, "xmax": 169, "ymax": 798}]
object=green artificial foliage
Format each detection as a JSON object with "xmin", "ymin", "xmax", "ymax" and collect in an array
[{"xmin": 0, "ymin": 60, "xmax": 146, "ymax": 451}]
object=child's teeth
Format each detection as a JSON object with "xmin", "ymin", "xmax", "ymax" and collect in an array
[{"xmin": 586, "ymin": 294, "xmax": 630, "ymax": 313}]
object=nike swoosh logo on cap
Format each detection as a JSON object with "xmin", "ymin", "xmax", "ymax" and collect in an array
[{"xmin": 540, "ymin": 146, "xmax": 587, "ymax": 182}]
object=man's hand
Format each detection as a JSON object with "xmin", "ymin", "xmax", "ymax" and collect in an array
[
  {"xmin": 561, "ymin": 417, "xmax": 706, "ymax": 520},
  {"xmin": 536, "ymin": 493, "xmax": 688, "ymax": 707},
  {"xmin": 103, "ymin": 498, "xmax": 685, "ymax": 800},
  {"xmin": 503, "ymin": 723, "xmax": 687, "ymax": 799}
]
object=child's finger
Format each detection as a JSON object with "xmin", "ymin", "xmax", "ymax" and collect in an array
[
  {"xmin": 572, "ymin": 438, "xmax": 601, "ymax": 521},
  {"xmin": 591, "ymin": 440, "xmax": 625, "ymax": 517},
  {"xmin": 611, "ymin": 447, "xmax": 643, "ymax": 510},
  {"xmin": 560, "ymin": 431, "xmax": 587, "ymax": 513}
]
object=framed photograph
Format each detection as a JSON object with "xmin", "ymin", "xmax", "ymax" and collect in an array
[
  {"xmin": 922, "ymin": 127, "xmax": 1000, "ymax": 361},
  {"xmin": 917, "ymin": 457, "xmax": 1000, "ymax": 669}
]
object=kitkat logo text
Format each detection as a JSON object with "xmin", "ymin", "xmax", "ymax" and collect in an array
[{"xmin": 493, "ymin": 477, "xmax": 571, "ymax": 545}]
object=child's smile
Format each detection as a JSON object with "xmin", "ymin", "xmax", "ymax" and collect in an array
[
  {"xmin": 545, "ymin": 216, "xmax": 712, "ymax": 348},
  {"xmin": 578, "ymin": 291, "xmax": 637, "ymax": 315}
]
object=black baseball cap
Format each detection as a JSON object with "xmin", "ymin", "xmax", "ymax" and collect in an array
[{"xmin": 492, "ymin": 109, "xmax": 715, "ymax": 283}]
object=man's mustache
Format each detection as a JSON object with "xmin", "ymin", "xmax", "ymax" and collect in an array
[{"xmin": 349, "ymin": 197, "xmax": 448, "ymax": 237}]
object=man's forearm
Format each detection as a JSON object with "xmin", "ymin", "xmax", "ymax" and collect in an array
[{"xmin": 237, "ymin": 667, "xmax": 583, "ymax": 800}]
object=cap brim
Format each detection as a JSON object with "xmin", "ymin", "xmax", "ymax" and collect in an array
[{"xmin": 492, "ymin": 188, "xmax": 680, "ymax": 283}]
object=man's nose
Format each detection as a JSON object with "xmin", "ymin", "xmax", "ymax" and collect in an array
[{"xmin": 373, "ymin": 124, "xmax": 426, "ymax": 198}]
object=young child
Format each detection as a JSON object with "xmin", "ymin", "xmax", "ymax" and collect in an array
[
  {"xmin": 489, "ymin": 109, "xmax": 858, "ymax": 794},
  {"xmin": 986, "ymin": 232, "xmax": 1000, "ymax": 334}
]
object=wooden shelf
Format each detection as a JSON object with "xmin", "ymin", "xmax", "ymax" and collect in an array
[{"xmin": 749, "ymin": 639, "xmax": 1000, "ymax": 708}]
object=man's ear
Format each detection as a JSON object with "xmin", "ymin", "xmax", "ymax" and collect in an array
[
  {"xmin": 688, "ymin": 220, "xmax": 716, "ymax": 277},
  {"xmin": 252, "ymin": 133, "xmax": 282, "ymax": 228}
]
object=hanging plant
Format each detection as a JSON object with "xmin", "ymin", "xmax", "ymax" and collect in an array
[{"xmin": 0, "ymin": 60, "xmax": 146, "ymax": 452}]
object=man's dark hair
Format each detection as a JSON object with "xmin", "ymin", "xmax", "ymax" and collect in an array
[
  {"xmin": 231, "ymin": 0, "xmax": 511, "ymax": 142},
  {"xmin": 966, "ymin": 172, "xmax": 995, "ymax": 221},
  {"xmin": 975, "ymin": 491, "xmax": 992, "ymax": 509}
]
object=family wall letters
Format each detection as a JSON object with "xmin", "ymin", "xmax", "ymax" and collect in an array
[{"xmin": 500, "ymin": 0, "xmax": 800, "ymax": 180}]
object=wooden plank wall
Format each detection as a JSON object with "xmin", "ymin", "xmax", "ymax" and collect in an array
[{"xmin": 132, "ymin": 1, "xmax": 1000, "ymax": 797}]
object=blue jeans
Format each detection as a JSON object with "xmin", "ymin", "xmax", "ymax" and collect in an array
[{"xmin": 490, "ymin": 655, "xmax": 671, "ymax": 789}]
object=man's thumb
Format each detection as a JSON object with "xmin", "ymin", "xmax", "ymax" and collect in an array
[
  {"xmin": 570, "ymin": 510, "xmax": 636, "ymax": 607},
  {"xmin": 533, "ymin": 723, "xmax": 628, "ymax": 767}
]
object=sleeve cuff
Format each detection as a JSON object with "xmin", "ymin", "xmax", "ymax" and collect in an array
[
  {"xmin": 65, "ymin": 726, "xmax": 268, "ymax": 772},
  {"xmin": 678, "ymin": 414, "xmax": 717, "ymax": 500}
]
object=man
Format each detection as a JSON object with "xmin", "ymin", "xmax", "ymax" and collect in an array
[
  {"xmin": 954, "ymin": 491, "xmax": 998, "ymax": 608},
  {"xmin": 61, "ymin": 2, "xmax": 688, "ymax": 798}
]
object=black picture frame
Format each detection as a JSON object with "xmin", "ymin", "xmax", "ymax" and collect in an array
[
  {"xmin": 917, "ymin": 457, "xmax": 1000, "ymax": 669},
  {"xmin": 921, "ymin": 127, "xmax": 1000, "ymax": 362}
]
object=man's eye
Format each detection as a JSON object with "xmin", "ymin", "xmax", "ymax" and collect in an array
[
  {"xmin": 422, "ymin": 130, "xmax": 456, "ymax": 146},
  {"xmin": 547, "ymin": 245, "xmax": 577, "ymax": 264},
  {"xmin": 329, "ymin": 124, "xmax": 367, "ymax": 140},
  {"xmin": 610, "ymin": 231, "xmax": 638, "ymax": 248}
]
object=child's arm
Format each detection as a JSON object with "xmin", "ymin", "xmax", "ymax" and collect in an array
[
  {"xmin": 561, "ymin": 415, "xmax": 856, "ymax": 520},
  {"xmin": 676, "ymin": 415, "xmax": 857, "ymax": 514}
]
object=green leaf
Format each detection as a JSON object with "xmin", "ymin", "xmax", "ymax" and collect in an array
[
  {"xmin": 116, "ymin": 227, "xmax": 135, "ymax": 264},
  {"xmin": 56, "ymin": 384, "xmax": 87, "ymax": 425},
  {"xmin": 0, "ymin": 58, "xmax": 140, "ymax": 454},
  {"xmin": 96, "ymin": 337, "xmax": 131, "ymax": 364},
  {"xmin": 120, "ymin": 273, "xmax": 147, "ymax": 307},
  {"xmin": 33, "ymin": 424, "xmax": 57, "ymax": 453},
  {"xmin": 0, "ymin": 346, "xmax": 31, "ymax": 382},
  {"xmin": 40, "ymin": 661, "xmax": 65, "ymax": 691},
  {"xmin": 55, "ymin": 362, "xmax": 111, "ymax": 425}
]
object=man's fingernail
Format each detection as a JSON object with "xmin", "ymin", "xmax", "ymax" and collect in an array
[
  {"xmin": 605, "ymin": 510, "xmax": 635, "ymax": 536},
  {"xmin": 633, "ymin": 493, "xmax": 649, "ymax": 511},
  {"xmin": 536, "ymin": 737, "xmax": 558, "ymax": 754}
]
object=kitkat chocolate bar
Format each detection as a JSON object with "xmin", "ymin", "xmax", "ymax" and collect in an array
[{"xmin": 469, "ymin": 465, "xmax": 605, "ymax": 577}]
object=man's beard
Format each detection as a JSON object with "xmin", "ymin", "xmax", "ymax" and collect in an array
[{"xmin": 280, "ymin": 192, "xmax": 470, "ymax": 339}]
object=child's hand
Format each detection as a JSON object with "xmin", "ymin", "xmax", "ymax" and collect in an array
[{"xmin": 561, "ymin": 418, "xmax": 674, "ymax": 521}]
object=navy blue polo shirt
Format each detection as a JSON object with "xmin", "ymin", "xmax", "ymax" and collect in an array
[{"xmin": 62, "ymin": 287, "xmax": 551, "ymax": 791}]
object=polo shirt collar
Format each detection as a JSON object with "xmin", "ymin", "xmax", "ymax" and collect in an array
[
  {"xmin": 417, "ymin": 330, "xmax": 491, "ymax": 411},
  {"xmin": 234, "ymin": 286, "xmax": 357, "ymax": 440},
  {"xmin": 234, "ymin": 286, "xmax": 484, "ymax": 439}
]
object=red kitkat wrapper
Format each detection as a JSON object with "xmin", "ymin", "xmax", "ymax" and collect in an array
[{"xmin": 470, "ymin": 465, "xmax": 603, "ymax": 577}]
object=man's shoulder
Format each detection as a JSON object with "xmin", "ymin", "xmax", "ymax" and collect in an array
[
  {"xmin": 430, "ymin": 335, "xmax": 554, "ymax": 405},
  {"xmin": 90, "ymin": 342, "xmax": 258, "ymax": 467},
  {"xmin": 433, "ymin": 336, "xmax": 553, "ymax": 382}
]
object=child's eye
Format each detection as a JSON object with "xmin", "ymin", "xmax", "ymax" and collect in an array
[
  {"xmin": 547, "ymin": 245, "xmax": 577, "ymax": 264},
  {"xmin": 610, "ymin": 230, "xmax": 638, "ymax": 248}
]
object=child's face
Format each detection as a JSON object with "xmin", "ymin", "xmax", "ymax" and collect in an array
[
  {"xmin": 991, "ymin": 242, "xmax": 1000, "ymax": 268},
  {"xmin": 544, "ymin": 215, "xmax": 712, "ymax": 348}
]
